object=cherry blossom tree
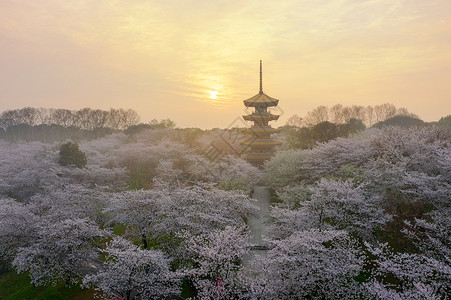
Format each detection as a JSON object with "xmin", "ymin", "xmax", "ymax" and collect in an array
[
  {"xmin": 106, "ymin": 185, "xmax": 258, "ymax": 258},
  {"xmin": 262, "ymin": 125, "xmax": 450, "ymax": 298},
  {"xmin": 185, "ymin": 226, "xmax": 251, "ymax": 299},
  {"xmin": 29, "ymin": 185, "xmax": 113, "ymax": 226},
  {"xmin": 308, "ymin": 178, "xmax": 388, "ymax": 237},
  {"xmin": 0, "ymin": 198, "xmax": 39, "ymax": 263},
  {"xmin": 105, "ymin": 189, "xmax": 165, "ymax": 250},
  {"xmin": 0, "ymin": 141, "xmax": 65, "ymax": 200},
  {"xmin": 365, "ymin": 241, "xmax": 450, "ymax": 299},
  {"xmin": 13, "ymin": 218, "xmax": 107, "ymax": 286},
  {"xmin": 264, "ymin": 149, "xmax": 307, "ymax": 188},
  {"xmin": 83, "ymin": 237, "xmax": 179, "ymax": 300},
  {"xmin": 249, "ymin": 229, "xmax": 365, "ymax": 299}
]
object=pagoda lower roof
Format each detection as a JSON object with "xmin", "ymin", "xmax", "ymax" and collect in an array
[
  {"xmin": 243, "ymin": 153, "xmax": 274, "ymax": 160},
  {"xmin": 243, "ymin": 113, "xmax": 279, "ymax": 122},
  {"xmin": 241, "ymin": 139, "xmax": 283, "ymax": 146},
  {"xmin": 245, "ymin": 126, "xmax": 280, "ymax": 133},
  {"xmin": 243, "ymin": 92, "xmax": 279, "ymax": 107}
]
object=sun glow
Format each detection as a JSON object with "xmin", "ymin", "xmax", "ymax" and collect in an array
[{"xmin": 208, "ymin": 91, "xmax": 218, "ymax": 99}]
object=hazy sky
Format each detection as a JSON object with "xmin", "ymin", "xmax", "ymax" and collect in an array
[{"xmin": 1, "ymin": 0, "xmax": 450, "ymax": 128}]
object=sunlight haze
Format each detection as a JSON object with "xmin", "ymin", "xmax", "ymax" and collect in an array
[{"xmin": 1, "ymin": 0, "xmax": 450, "ymax": 128}]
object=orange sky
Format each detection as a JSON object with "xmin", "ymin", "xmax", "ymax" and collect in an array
[{"xmin": 1, "ymin": 0, "xmax": 450, "ymax": 128}]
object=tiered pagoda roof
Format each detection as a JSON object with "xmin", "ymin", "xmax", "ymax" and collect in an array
[
  {"xmin": 243, "ymin": 93, "xmax": 279, "ymax": 107},
  {"xmin": 243, "ymin": 113, "xmax": 280, "ymax": 123},
  {"xmin": 241, "ymin": 61, "xmax": 282, "ymax": 166}
]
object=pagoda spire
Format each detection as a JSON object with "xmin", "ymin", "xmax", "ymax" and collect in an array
[{"xmin": 259, "ymin": 60, "xmax": 263, "ymax": 94}]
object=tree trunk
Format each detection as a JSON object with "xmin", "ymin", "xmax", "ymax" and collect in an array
[
  {"xmin": 65, "ymin": 273, "xmax": 71, "ymax": 287},
  {"xmin": 142, "ymin": 233, "xmax": 148, "ymax": 249}
]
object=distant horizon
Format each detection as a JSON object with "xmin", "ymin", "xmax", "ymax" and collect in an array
[{"xmin": 0, "ymin": 102, "xmax": 446, "ymax": 131}]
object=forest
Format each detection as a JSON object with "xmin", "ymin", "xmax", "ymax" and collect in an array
[{"xmin": 0, "ymin": 105, "xmax": 450, "ymax": 299}]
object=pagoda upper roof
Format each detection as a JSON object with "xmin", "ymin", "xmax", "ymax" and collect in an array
[
  {"xmin": 243, "ymin": 113, "xmax": 280, "ymax": 122},
  {"xmin": 243, "ymin": 92, "xmax": 279, "ymax": 107}
]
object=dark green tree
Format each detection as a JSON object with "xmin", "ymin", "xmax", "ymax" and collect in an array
[
  {"xmin": 284, "ymin": 119, "xmax": 366, "ymax": 150},
  {"xmin": 437, "ymin": 115, "xmax": 451, "ymax": 128},
  {"xmin": 372, "ymin": 115, "xmax": 423, "ymax": 128},
  {"xmin": 59, "ymin": 142, "xmax": 87, "ymax": 168}
]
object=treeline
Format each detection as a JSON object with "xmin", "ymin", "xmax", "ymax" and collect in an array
[
  {"xmin": 0, "ymin": 124, "xmax": 119, "ymax": 143},
  {"xmin": 0, "ymin": 119, "xmax": 180, "ymax": 143},
  {"xmin": 0, "ymin": 107, "xmax": 140, "ymax": 130},
  {"xmin": 282, "ymin": 114, "xmax": 443, "ymax": 150},
  {"xmin": 282, "ymin": 118, "xmax": 366, "ymax": 149},
  {"xmin": 0, "ymin": 107, "xmax": 140, "ymax": 142},
  {"xmin": 286, "ymin": 103, "xmax": 418, "ymax": 127}
]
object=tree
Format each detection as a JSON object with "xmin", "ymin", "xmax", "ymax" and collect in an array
[
  {"xmin": 437, "ymin": 115, "xmax": 451, "ymax": 128},
  {"xmin": 59, "ymin": 141, "xmax": 87, "ymax": 168},
  {"xmin": 283, "ymin": 119, "xmax": 366, "ymax": 150},
  {"xmin": 106, "ymin": 185, "xmax": 258, "ymax": 257},
  {"xmin": 50, "ymin": 109, "xmax": 75, "ymax": 127},
  {"xmin": 365, "ymin": 241, "xmax": 451, "ymax": 299},
  {"xmin": 286, "ymin": 103, "xmax": 418, "ymax": 127},
  {"xmin": 186, "ymin": 226, "xmax": 251, "ymax": 299},
  {"xmin": 0, "ymin": 198, "xmax": 39, "ymax": 263},
  {"xmin": 263, "ymin": 125, "xmax": 451, "ymax": 298},
  {"xmin": 285, "ymin": 114, "xmax": 302, "ymax": 127},
  {"xmin": 308, "ymin": 178, "xmax": 387, "ymax": 237},
  {"xmin": 0, "ymin": 141, "xmax": 64, "ymax": 200},
  {"xmin": 310, "ymin": 121, "xmax": 339, "ymax": 143},
  {"xmin": 340, "ymin": 118, "xmax": 366, "ymax": 135},
  {"xmin": 304, "ymin": 105, "xmax": 329, "ymax": 126},
  {"xmin": 249, "ymin": 229, "xmax": 365, "ymax": 299},
  {"xmin": 0, "ymin": 107, "xmax": 140, "ymax": 132},
  {"xmin": 13, "ymin": 218, "xmax": 106, "ymax": 286},
  {"xmin": 124, "ymin": 119, "xmax": 176, "ymax": 135},
  {"xmin": 83, "ymin": 237, "xmax": 179, "ymax": 300},
  {"xmin": 264, "ymin": 149, "xmax": 306, "ymax": 188},
  {"xmin": 372, "ymin": 115, "xmax": 424, "ymax": 128}
]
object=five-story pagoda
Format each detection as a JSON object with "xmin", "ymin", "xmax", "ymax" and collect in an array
[{"xmin": 242, "ymin": 61, "xmax": 282, "ymax": 166}]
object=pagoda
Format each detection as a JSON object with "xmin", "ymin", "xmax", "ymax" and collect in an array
[{"xmin": 242, "ymin": 61, "xmax": 282, "ymax": 166}]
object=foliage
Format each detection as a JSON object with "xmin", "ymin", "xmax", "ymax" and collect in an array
[
  {"xmin": 372, "ymin": 115, "xmax": 424, "ymax": 128},
  {"xmin": 283, "ymin": 118, "xmax": 366, "ymax": 150},
  {"xmin": 83, "ymin": 237, "xmax": 179, "ymax": 300},
  {"xmin": 249, "ymin": 229, "xmax": 365, "ymax": 299},
  {"xmin": 105, "ymin": 185, "xmax": 258, "ymax": 258},
  {"xmin": 437, "ymin": 114, "xmax": 451, "ymax": 128},
  {"xmin": 59, "ymin": 142, "xmax": 87, "ymax": 168},
  {"xmin": 186, "ymin": 226, "xmax": 251, "ymax": 299},
  {"xmin": 0, "ymin": 141, "xmax": 63, "ymax": 200},
  {"xmin": 1, "ymin": 123, "xmax": 449, "ymax": 299},
  {"xmin": 263, "ymin": 125, "xmax": 451, "ymax": 299},
  {"xmin": 287, "ymin": 103, "xmax": 418, "ymax": 127},
  {"xmin": 264, "ymin": 150, "xmax": 306, "ymax": 188},
  {"xmin": 0, "ymin": 198, "xmax": 39, "ymax": 262},
  {"xmin": 0, "ymin": 107, "xmax": 139, "ymax": 131},
  {"xmin": 13, "ymin": 219, "xmax": 107, "ymax": 286},
  {"xmin": 124, "ymin": 118, "xmax": 176, "ymax": 135}
]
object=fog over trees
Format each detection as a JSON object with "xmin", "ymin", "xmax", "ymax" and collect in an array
[{"xmin": 0, "ymin": 106, "xmax": 450, "ymax": 299}]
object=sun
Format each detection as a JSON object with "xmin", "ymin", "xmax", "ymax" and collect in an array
[{"xmin": 208, "ymin": 91, "xmax": 218, "ymax": 99}]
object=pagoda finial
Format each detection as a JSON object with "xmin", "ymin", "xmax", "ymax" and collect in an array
[{"xmin": 259, "ymin": 60, "xmax": 263, "ymax": 94}]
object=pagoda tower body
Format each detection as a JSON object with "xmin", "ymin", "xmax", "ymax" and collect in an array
[{"xmin": 242, "ymin": 61, "xmax": 282, "ymax": 166}]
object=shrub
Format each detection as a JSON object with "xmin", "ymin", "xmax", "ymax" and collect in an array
[{"xmin": 59, "ymin": 142, "xmax": 87, "ymax": 168}]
